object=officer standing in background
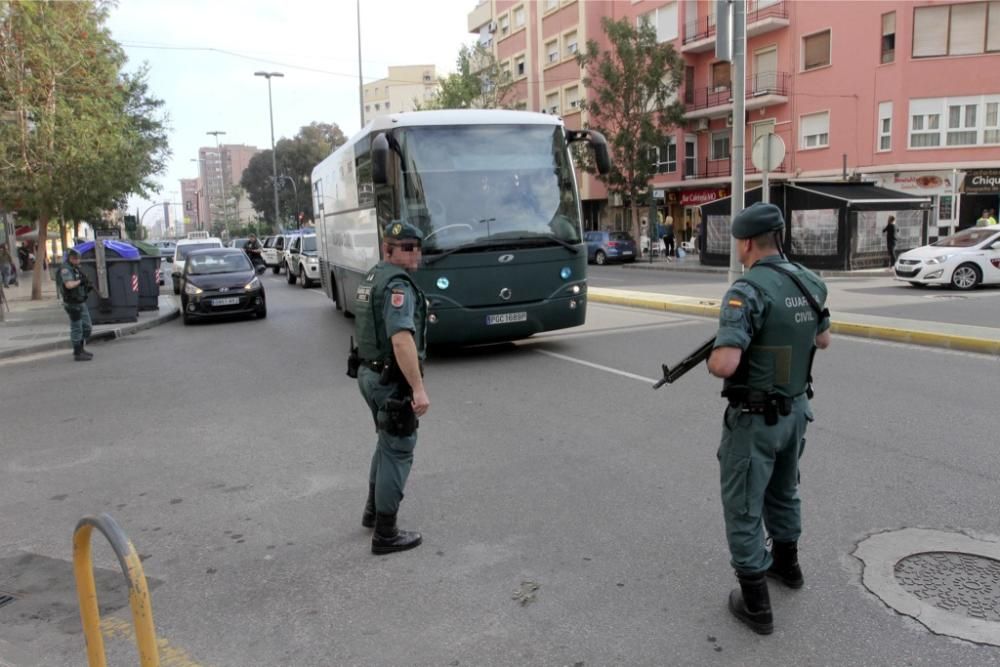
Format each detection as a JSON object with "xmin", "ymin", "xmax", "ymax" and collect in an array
[
  {"xmin": 56, "ymin": 247, "xmax": 94, "ymax": 362},
  {"xmin": 706, "ymin": 203, "xmax": 831, "ymax": 635},
  {"xmin": 353, "ymin": 220, "xmax": 430, "ymax": 555},
  {"xmin": 244, "ymin": 233, "xmax": 264, "ymax": 268}
]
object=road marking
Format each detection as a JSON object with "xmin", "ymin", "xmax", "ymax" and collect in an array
[
  {"xmin": 533, "ymin": 349, "xmax": 659, "ymax": 384},
  {"xmin": 526, "ymin": 318, "xmax": 701, "ymax": 342},
  {"xmin": 0, "ymin": 349, "xmax": 65, "ymax": 367},
  {"xmin": 101, "ymin": 617, "xmax": 205, "ymax": 667}
]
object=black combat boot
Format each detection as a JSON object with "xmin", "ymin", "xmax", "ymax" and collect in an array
[
  {"xmin": 371, "ymin": 512, "xmax": 421, "ymax": 555},
  {"xmin": 728, "ymin": 572, "xmax": 774, "ymax": 635},
  {"xmin": 79, "ymin": 343, "xmax": 93, "ymax": 360},
  {"xmin": 767, "ymin": 541, "xmax": 803, "ymax": 589},
  {"xmin": 361, "ymin": 485, "xmax": 376, "ymax": 528},
  {"xmin": 73, "ymin": 342, "xmax": 91, "ymax": 361}
]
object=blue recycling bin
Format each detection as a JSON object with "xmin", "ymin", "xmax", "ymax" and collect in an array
[{"xmin": 73, "ymin": 240, "xmax": 140, "ymax": 324}]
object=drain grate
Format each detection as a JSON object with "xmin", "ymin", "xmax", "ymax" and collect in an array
[
  {"xmin": 894, "ymin": 552, "xmax": 1000, "ymax": 622},
  {"xmin": 0, "ymin": 592, "xmax": 17, "ymax": 609}
]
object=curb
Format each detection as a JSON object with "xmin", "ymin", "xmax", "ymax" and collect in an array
[
  {"xmin": 587, "ymin": 289, "xmax": 1000, "ymax": 356},
  {"xmin": 621, "ymin": 261, "xmax": 893, "ymax": 279},
  {"xmin": 0, "ymin": 304, "xmax": 179, "ymax": 360}
]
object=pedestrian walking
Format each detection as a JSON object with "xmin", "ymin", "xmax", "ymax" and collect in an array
[
  {"xmin": 55, "ymin": 247, "xmax": 94, "ymax": 361},
  {"xmin": 663, "ymin": 215, "xmax": 676, "ymax": 259},
  {"xmin": 882, "ymin": 215, "xmax": 897, "ymax": 266},
  {"xmin": 353, "ymin": 220, "xmax": 429, "ymax": 555},
  {"xmin": 976, "ymin": 209, "xmax": 991, "ymax": 227},
  {"xmin": 706, "ymin": 202, "xmax": 831, "ymax": 635},
  {"xmin": 0, "ymin": 243, "xmax": 15, "ymax": 287}
]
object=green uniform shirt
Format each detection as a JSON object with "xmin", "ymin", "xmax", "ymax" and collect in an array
[{"xmin": 58, "ymin": 264, "xmax": 88, "ymax": 304}]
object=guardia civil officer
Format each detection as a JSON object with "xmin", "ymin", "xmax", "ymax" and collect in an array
[
  {"xmin": 57, "ymin": 247, "xmax": 94, "ymax": 362},
  {"xmin": 706, "ymin": 202, "xmax": 831, "ymax": 635},
  {"xmin": 244, "ymin": 233, "xmax": 264, "ymax": 268},
  {"xmin": 353, "ymin": 220, "xmax": 429, "ymax": 555}
]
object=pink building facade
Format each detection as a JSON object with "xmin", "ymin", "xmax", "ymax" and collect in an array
[{"xmin": 469, "ymin": 0, "xmax": 1000, "ymax": 240}]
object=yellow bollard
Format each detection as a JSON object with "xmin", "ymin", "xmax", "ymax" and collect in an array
[{"xmin": 73, "ymin": 513, "xmax": 160, "ymax": 667}]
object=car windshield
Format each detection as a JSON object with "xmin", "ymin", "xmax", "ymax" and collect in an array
[
  {"xmin": 186, "ymin": 253, "xmax": 251, "ymax": 274},
  {"xmin": 177, "ymin": 243, "xmax": 218, "ymax": 258},
  {"xmin": 931, "ymin": 228, "xmax": 1000, "ymax": 247},
  {"xmin": 302, "ymin": 237, "xmax": 317, "ymax": 252},
  {"xmin": 396, "ymin": 124, "xmax": 582, "ymax": 253}
]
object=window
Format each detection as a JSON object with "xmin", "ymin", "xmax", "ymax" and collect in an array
[
  {"xmin": 881, "ymin": 12, "xmax": 895, "ymax": 63},
  {"xmin": 947, "ymin": 103, "xmax": 978, "ymax": 145},
  {"xmin": 684, "ymin": 136, "xmax": 697, "ymax": 178},
  {"xmin": 385, "ymin": 101, "xmax": 390, "ymax": 109},
  {"xmin": 913, "ymin": 2, "xmax": 1000, "ymax": 57},
  {"xmin": 939, "ymin": 195, "xmax": 954, "ymax": 220},
  {"xmin": 684, "ymin": 66, "xmax": 695, "ymax": 104},
  {"xmin": 565, "ymin": 85, "xmax": 580, "ymax": 110},
  {"xmin": 909, "ymin": 98, "xmax": 942, "ymax": 147},
  {"xmin": 878, "ymin": 102, "xmax": 892, "ymax": 151},
  {"xmin": 564, "ymin": 30, "xmax": 578, "ymax": 57},
  {"xmin": 711, "ymin": 61, "xmax": 731, "ymax": 91},
  {"xmin": 653, "ymin": 137, "xmax": 677, "ymax": 173},
  {"xmin": 638, "ymin": 2, "xmax": 679, "ymax": 42},
  {"xmin": 803, "ymin": 30, "xmax": 831, "ymax": 70},
  {"xmin": 544, "ymin": 0, "xmax": 558, "ymax": 11},
  {"xmin": 375, "ymin": 103, "xmax": 380, "ymax": 111},
  {"xmin": 513, "ymin": 6, "xmax": 525, "ymax": 28},
  {"xmin": 711, "ymin": 131, "xmax": 730, "ymax": 160},
  {"xmin": 499, "ymin": 14, "xmax": 510, "ymax": 36},
  {"xmin": 986, "ymin": 102, "xmax": 1000, "ymax": 143},
  {"xmin": 546, "ymin": 92, "xmax": 560, "ymax": 115},
  {"xmin": 365, "ymin": 105, "xmax": 370, "ymax": 112},
  {"xmin": 800, "ymin": 111, "xmax": 830, "ymax": 149},
  {"xmin": 515, "ymin": 55, "xmax": 526, "ymax": 78},
  {"xmin": 546, "ymin": 39, "xmax": 559, "ymax": 64}
]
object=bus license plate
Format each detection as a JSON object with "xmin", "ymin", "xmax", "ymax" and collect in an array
[
  {"xmin": 486, "ymin": 311, "xmax": 527, "ymax": 326},
  {"xmin": 212, "ymin": 297, "xmax": 240, "ymax": 306}
]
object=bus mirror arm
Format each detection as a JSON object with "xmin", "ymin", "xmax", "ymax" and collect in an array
[
  {"xmin": 372, "ymin": 132, "xmax": 390, "ymax": 185},
  {"xmin": 568, "ymin": 129, "xmax": 611, "ymax": 176}
]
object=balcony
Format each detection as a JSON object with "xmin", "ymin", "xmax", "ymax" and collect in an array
[
  {"xmin": 682, "ymin": 1, "xmax": 789, "ymax": 53},
  {"xmin": 684, "ymin": 156, "xmax": 788, "ymax": 181},
  {"xmin": 682, "ymin": 71, "xmax": 790, "ymax": 120}
]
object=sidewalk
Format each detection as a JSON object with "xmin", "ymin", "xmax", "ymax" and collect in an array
[
  {"xmin": 623, "ymin": 252, "xmax": 895, "ymax": 278},
  {"xmin": 0, "ymin": 273, "xmax": 179, "ymax": 360}
]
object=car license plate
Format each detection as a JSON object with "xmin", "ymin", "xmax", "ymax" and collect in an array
[
  {"xmin": 212, "ymin": 297, "xmax": 240, "ymax": 306},
  {"xmin": 486, "ymin": 311, "xmax": 527, "ymax": 325},
  {"xmin": 622, "ymin": 250, "xmax": 633, "ymax": 256}
]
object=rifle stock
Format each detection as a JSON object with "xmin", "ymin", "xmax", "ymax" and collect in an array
[{"xmin": 652, "ymin": 336, "xmax": 716, "ymax": 389}]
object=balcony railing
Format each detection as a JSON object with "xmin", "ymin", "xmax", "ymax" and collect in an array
[
  {"xmin": 684, "ymin": 71, "xmax": 790, "ymax": 112},
  {"xmin": 683, "ymin": 1, "xmax": 788, "ymax": 45},
  {"xmin": 684, "ymin": 156, "xmax": 788, "ymax": 180}
]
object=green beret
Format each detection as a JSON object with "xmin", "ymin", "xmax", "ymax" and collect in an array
[
  {"xmin": 732, "ymin": 202, "xmax": 785, "ymax": 239},
  {"xmin": 383, "ymin": 220, "xmax": 423, "ymax": 242},
  {"xmin": 66, "ymin": 247, "xmax": 82, "ymax": 258}
]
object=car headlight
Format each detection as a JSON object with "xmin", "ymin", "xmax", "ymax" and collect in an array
[
  {"xmin": 184, "ymin": 283, "xmax": 203, "ymax": 295},
  {"xmin": 926, "ymin": 254, "xmax": 953, "ymax": 265},
  {"xmin": 244, "ymin": 276, "xmax": 261, "ymax": 291}
]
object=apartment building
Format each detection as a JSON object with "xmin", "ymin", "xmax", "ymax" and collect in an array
[
  {"xmin": 180, "ymin": 178, "xmax": 200, "ymax": 234},
  {"xmin": 362, "ymin": 65, "xmax": 439, "ymax": 126},
  {"xmin": 468, "ymin": 0, "xmax": 1000, "ymax": 239},
  {"xmin": 192, "ymin": 143, "xmax": 260, "ymax": 229}
]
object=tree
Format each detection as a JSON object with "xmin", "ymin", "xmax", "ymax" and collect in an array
[
  {"xmin": 0, "ymin": 0, "xmax": 169, "ymax": 299},
  {"xmin": 421, "ymin": 44, "xmax": 515, "ymax": 110},
  {"xmin": 241, "ymin": 122, "xmax": 346, "ymax": 229},
  {"xmin": 576, "ymin": 17, "xmax": 685, "ymax": 244}
]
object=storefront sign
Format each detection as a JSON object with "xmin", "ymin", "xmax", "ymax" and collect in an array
[
  {"xmin": 963, "ymin": 169, "xmax": 1000, "ymax": 194},
  {"xmin": 680, "ymin": 188, "xmax": 729, "ymax": 207},
  {"xmin": 875, "ymin": 171, "xmax": 955, "ymax": 195}
]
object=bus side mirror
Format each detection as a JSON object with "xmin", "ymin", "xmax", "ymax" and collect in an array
[
  {"xmin": 372, "ymin": 132, "xmax": 389, "ymax": 186},
  {"xmin": 588, "ymin": 130, "xmax": 611, "ymax": 176}
]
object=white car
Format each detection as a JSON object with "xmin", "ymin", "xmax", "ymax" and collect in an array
[
  {"xmin": 894, "ymin": 226, "xmax": 1000, "ymax": 290},
  {"xmin": 171, "ymin": 237, "xmax": 224, "ymax": 294},
  {"xmin": 261, "ymin": 235, "xmax": 288, "ymax": 274},
  {"xmin": 284, "ymin": 234, "xmax": 320, "ymax": 287}
]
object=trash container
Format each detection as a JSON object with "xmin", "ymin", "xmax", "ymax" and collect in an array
[
  {"xmin": 126, "ymin": 240, "xmax": 161, "ymax": 311},
  {"xmin": 73, "ymin": 240, "xmax": 140, "ymax": 324}
]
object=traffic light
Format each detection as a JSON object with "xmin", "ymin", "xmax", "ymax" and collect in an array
[{"xmin": 123, "ymin": 214, "xmax": 138, "ymax": 232}]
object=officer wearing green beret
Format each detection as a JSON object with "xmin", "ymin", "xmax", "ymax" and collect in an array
[
  {"xmin": 56, "ymin": 247, "xmax": 94, "ymax": 362},
  {"xmin": 354, "ymin": 220, "xmax": 429, "ymax": 554},
  {"xmin": 706, "ymin": 202, "xmax": 831, "ymax": 635}
]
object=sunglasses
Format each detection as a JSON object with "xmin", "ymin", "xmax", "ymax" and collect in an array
[{"xmin": 392, "ymin": 242, "xmax": 421, "ymax": 252}]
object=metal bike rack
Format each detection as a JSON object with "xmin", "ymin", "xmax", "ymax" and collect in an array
[{"xmin": 73, "ymin": 513, "xmax": 160, "ymax": 667}]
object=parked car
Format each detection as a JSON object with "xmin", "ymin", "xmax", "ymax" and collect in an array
[
  {"xmin": 179, "ymin": 248, "xmax": 267, "ymax": 324},
  {"xmin": 284, "ymin": 234, "xmax": 320, "ymax": 287},
  {"xmin": 229, "ymin": 238, "xmax": 249, "ymax": 250},
  {"xmin": 584, "ymin": 230, "xmax": 637, "ymax": 265},
  {"xmin": 262, "ymin": 235, "xmax": 288, "ymax": 274},
  {"xmin": 894, "ymin": 226, "xmax": 1000, "ymax": 290},
  {"xmin": 171, "ymin": 238, "xmax": 224, "ymax": 294}
]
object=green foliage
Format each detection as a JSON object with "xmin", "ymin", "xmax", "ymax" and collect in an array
[
  {"xmin": 576, "ymin": 17, "xmax": 685, "ymax": 237},
  {"xmin": 240, "ymin": 122, "xmax": 346, "ymax": 227},
  {"xmin": 421, "ymin": 44, "xmax": 515, "ymax": 110}
]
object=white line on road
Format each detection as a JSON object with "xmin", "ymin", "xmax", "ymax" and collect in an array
[{"xmin": 533, "ymin": 349, "xmax": 659, "ymax": 384}]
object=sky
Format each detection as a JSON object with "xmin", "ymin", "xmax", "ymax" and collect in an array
[{"xmin": 106, "ymin": 0, "xmax": 479, "ymax": 232}]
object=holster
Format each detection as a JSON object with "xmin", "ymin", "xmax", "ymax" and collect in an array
[
  {"xmin": 724, "ymin": 389, "xmax": 792, "ymax": 427},
  {"xmin": 383, "ymin": 397, "xmax": 418, "ymax": 436}
]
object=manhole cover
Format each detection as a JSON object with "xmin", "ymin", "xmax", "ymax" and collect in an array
[{"xmin": 894, "ymin": 552, "xmax": 1000, "ymax": 622}]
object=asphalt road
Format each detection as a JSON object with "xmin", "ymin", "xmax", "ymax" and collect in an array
[{"xmin": 1, "ymin": 273, "xmax": 999, "ymax": 666}]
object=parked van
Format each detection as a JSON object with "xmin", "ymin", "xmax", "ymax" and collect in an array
[{"xmin": 171, "ymin": 237, "xmax": 224, "ymax": 294}]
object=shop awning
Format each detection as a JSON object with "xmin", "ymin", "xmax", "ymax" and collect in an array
[{"xmin": 788, "ymin": 182, "xmax": 932, "ymax": 205}]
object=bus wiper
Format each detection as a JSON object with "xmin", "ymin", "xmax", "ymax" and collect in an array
[{"xmin": 422, "ymin": 239, "xmax": 510, "ymax": 266}]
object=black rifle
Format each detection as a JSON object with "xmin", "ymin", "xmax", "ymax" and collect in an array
[{"xmin": 653, "ymin": 336, "xmax": 716, "ymax": 389}]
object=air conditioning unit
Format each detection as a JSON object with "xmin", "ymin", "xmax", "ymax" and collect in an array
[
  {"xmin": 488, "ymin": 20, "xmax": 498, "ymax": 33},
  {"xmin": 696, "ymin": 118, "xmax": 710, "ymax": 132}
]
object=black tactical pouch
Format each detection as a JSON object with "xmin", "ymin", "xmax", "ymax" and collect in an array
[
  {"xmin": 346, "ymin": 337, "xmax": 360, "ymax": 378},
  {"xmin": 384, "ymin": 397, "xmax": 418, "ymax": 436}
]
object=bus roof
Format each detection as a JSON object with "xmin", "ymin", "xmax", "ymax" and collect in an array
[{"xmin": 363, "ymin": 109, "xmax": 562, "ymax": 134}]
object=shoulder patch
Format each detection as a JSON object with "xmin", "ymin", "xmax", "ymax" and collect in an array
[
  {"xmin": 390, "ymin": 290, "xmax": 405, "ymax": 308},
  {"xmin": 727, "ymin": 297, "xmax": 743, "ymax": 308}
]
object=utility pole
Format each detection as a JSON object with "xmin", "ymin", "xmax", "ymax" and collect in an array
[
  {"xmin": 254, "ymin": 71, "xmax": 284, "ymax": 233},
  {"xmin": 357, "ymin": 0, "xmax": 365, "ymax": 129},
  {"xmin": 717, "ymin": 0, "xmax": 746, "ymax": 285}
]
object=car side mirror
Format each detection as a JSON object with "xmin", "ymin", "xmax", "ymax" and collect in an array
[{"xmin": 256, "ymin": 264, "xmax": 266, "ymax": 275}]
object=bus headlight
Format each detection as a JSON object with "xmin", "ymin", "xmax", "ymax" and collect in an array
[
  {"xmin": 436, "ymin": 277, "xmax": 450, "ymax": 290},
  {"xmin": 429, "ymin": 313, "xmax": 439, "ymax": 324},
  {"xmin": 560, "ymin": 267, "xmax": 572, "ymax": 280},
  {"xmin": 570, "ymin": 285, "xmax": 581, "ymax": 295}
]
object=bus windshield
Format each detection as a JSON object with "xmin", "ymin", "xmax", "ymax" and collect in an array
[{"xmin": 396, "ymin": 125, "xmax": 582, "ymax": 253}]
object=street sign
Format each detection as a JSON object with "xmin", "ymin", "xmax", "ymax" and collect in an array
[
  {"xmin": 95, "ymin": 228, "xmax": 121, "ymax": 239},
  {"xmin": 751, "ymin": 134, "xmax": 786, "ymax": 172}
]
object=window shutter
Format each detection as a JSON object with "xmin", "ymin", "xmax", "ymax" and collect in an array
[
  {"xmin": 801, "ymin": 112, "xmax": 830, "ymax": 139},
  {"xmin": 988, "ymin": 2, "xmax": 1000, "ymax": 51},
  {"xmin": 912, "ymin": 5, "xmax": 949, "ymax": 57},
  {"xmin": 657, "ymin": 2, "xmax": 678, "ymax": 42},
  {"xmin": 803, "ymin": 31, "xmax": 831, "ymax": 69},
  {"xmin": 882, "ymin": 11, "xmax": 895, "ymax": 36},
  {"xmin": 950, "ymin": 2, "xmax": 987, "ymax": 55}
]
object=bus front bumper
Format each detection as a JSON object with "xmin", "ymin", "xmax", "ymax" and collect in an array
[{"xmin": 427, "ymin": 294, "xmax": 587, "ymax": 345}]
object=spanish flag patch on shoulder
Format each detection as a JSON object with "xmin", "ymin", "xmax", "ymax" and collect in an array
[{"xmin": 727, "ymin": 298, "xmax": 743, "ymax": 308}]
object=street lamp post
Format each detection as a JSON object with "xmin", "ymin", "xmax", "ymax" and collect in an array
[
  {"xmin": 206, "ymin": 130, "xmax": 229, "ymax": 231},
  {"xmin": 254, "ymin": 71, "xmax": 284, "ymax": 233}
]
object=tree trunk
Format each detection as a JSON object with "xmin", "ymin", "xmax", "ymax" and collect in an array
[
  {"xmin": 629, "ymin": 188, "xmax": 642, "ymax": 251},
  {"xmin": 59, "ymin": 217, "xmax": 68, "ymax": 257},
  {"xmin": 31, "ymin": 214, "xmax": 48, "ymax": 300}
]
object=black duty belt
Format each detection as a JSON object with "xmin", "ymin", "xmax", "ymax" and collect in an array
[{"xmin": 360, "ymin": 359, "xmax": 388, "ymax": 372}]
